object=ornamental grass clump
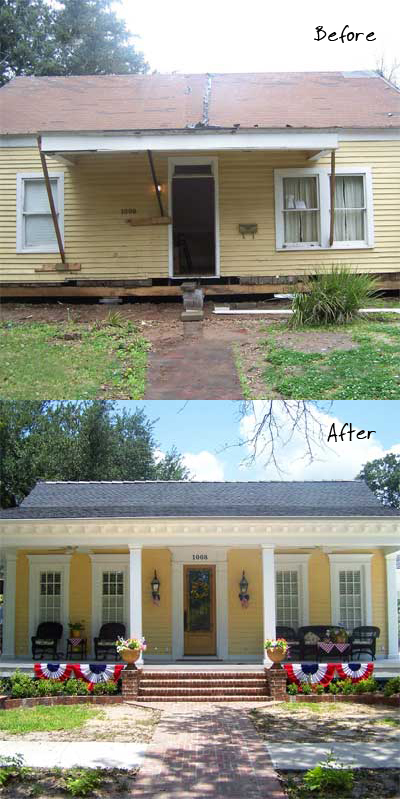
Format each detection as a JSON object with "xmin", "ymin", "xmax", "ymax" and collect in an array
[{"xmin": 290, "ymin": 266, "xmax": 378, "ymax": 327}]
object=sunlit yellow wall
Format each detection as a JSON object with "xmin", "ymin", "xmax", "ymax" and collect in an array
[
  {"xmin": 308, "ymin": 550, "xmax": 331, "ymax": 624},
  {"xmin": 371, "ymin": 549, "xmax": 388, "ymax": 654},
  {"xmin": 1, "ymin": 141, "xmax": 399, "ymax": 282},
  {"xmin": 142, "ymin": 549, "xmax": 172, "ymax": 657},
  {"xmin": 15, "ymin": 552, "xmax": 29, "ymax": 657},
  {"xmin": 228, "ymin": 549, "xmax": 263, "ymax": 655},
  {"xmin": 69, "ymin": 553, "xmax": 92, "ymax": 646}
]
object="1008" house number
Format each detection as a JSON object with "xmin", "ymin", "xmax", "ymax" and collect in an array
[{"xmin": 192, "ymin": 554, "xmax": 208, "ymax": 560}]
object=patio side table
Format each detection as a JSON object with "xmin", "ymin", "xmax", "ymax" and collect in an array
[
  {"xmin": 317, "ymin": 642, "xmax": 350, "ymax": 659},
  {"xmin": 66, "ymin": 637, "xmax": 87, "ymax": 660}
]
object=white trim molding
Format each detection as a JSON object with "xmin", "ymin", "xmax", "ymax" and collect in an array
[
  {"xmin": 16, "ymin": 171, "xmax": 64, "ymax": 254},
  {"xmin": 128, "ymin": 546, "xmax": 143, "ymax": 665},
  {"xmin": 328, "ymin": 553, "xmax": 373, "ymax": 629},
  {"xmin": 385, "ymin": 553, "xmax": 399, "ymax": 658},
  {"xmin": 275, "ymin": 553, "xmax": 310, "ymax": 628},
  {"xmin": 262, "ymin": 545, "xmax": 276, "ymax": 665},
  {"xmin": 170, "ymin": 546, "xmax": 228, "ymax": 661},
  {"xmin": 28, "ymin": 554, "xmax": 71, "ymax": 657},
  {"xmin": 274, "ymin": 166, "xmax": 374, "ymax": 251},
  {"xmin": 1, "ymin": 551, "xmax": 17, "ymax": 658},
  {"xmin": 89, "ymin": 553, "xmax": 129, "ymax": 659}
]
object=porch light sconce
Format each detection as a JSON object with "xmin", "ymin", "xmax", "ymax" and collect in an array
[
  {"xmin": 151, "ymin": 570, "xmax": 160, "ymax": 605},
  {"xmin": 238, "ymin": 570, "xmax": 249, "ymax": 608}
]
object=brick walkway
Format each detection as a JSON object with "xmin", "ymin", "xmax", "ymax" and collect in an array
[
  {"xmin": 130, "ymin": 703, "xmax": 286, "ymax": 798},
  {"xmin": 145, "ymin": 341, "xmax": 243, "ymax": 399}
]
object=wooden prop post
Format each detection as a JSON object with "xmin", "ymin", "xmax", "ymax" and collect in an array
[
  {"xmin": 37, "ymin": 136, "xmax": 66, "ymax": 264},
  {"xmin": 147, "ymin": 150, "xmax": 165, "ymax": 217}
]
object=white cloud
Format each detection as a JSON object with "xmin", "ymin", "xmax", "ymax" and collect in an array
[
  {"xmin": 239, "ymin": 402, "xmax": 400, "ymax": 480},
  {"xmin": 182, "ymin": 451, "xmax": 225, "ymax": 481}
]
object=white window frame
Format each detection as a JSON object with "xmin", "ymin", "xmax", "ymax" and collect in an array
[
  {"xmin": 16, "ymin": 171, "xmax": 64, "ymax": 253},
  {"xmin": 28, "ymin": 554, "xmax": 71, "ymax": 655},
  {"xmin": 274, "ymin": 166, "xmax": 374, "ymax": 251},
  {"xmin": 90, "ymin": 554, "xmax": 129, "ymax": 655},
  {"xmin": 328, "ymin": 553, "xmax": 373, "ymax": 630},
  {"xmin": 275, "ymin": 554, "xmax": 310, "ymax": 629}
]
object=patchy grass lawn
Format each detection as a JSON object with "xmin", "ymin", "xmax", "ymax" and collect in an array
[
  {"xmin": 0, "ymin": 764, "xmax": 140, "ymax": 798},
  {"xmin": 238, "ymin": 320, "xmax": 400, "ymax": 399},
  {"xmin": 0, "ymin": 319, "xmax": 148, "ymax": 399},
  {"xmin": 0, "ymin": 705, "xmax": 103, "ymax": 735}
]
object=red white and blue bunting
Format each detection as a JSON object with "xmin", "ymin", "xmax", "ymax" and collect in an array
[
  {"xmin": 72, "ymin": 663, "xmax": 125, "ymax": 690},
  {"xmin": 34, "ymin": 663, "xmax": 72, "ymax": 681},
  {"xmin": 335, "ymin": 662, "xmax": 374, "ymax": 683},
  {"xmin": 284, "ymin": 663, "xmax": 336, "ymax": 686}
]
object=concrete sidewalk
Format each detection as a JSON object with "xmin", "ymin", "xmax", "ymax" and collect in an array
[
  {"xmin": 0, "ymin": 740, "xmax": 146, "ymax": 769},
  {"xmin": 267, "ymin": 742, "xmax": 400, "ymax": 770}
]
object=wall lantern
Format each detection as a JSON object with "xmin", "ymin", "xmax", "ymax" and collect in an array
[
  {"xmin": 151, "ymin": 570, "xmax": 160, "ymax": 605},
  {"xmin": 238, "ymin": 570, "xmax": 249, "ymax": 608}
]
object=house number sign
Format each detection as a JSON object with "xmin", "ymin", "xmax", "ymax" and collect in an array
[{"xmin": 192, "ymin": 553, "xmax": 208, "ymax": 561}]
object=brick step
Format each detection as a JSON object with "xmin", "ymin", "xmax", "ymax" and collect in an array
[
  {"xmin": 138, "ymin": 686, "xmax": 269, "ymax": 697},
  {"xmin": 140, "ymin": 671, "xmax": 264, "ymax": 681},
  {"xmin": 137, "ymin": 694, "xmax": 272, "ymax": 703},
  {"xmin": 140, "ymin": 679, "xmax": 267, "ymax": 689}
]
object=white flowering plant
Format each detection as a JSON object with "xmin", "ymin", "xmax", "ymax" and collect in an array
[
  {"xmin": 115, "ymin": 636, "xmax": 147, "ymax": 653},
  {"xmin": 264, "ymin": 638, "xmax": 288, "ymax": 653}
]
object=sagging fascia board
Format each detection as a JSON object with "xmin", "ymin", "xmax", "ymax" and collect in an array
[
  {"xmin": 46, "ymin": 153, "xmax": 77, "ymax": 167},
  {"xmin": 40, "ymin": 131, "xmax": 340, "ymax": 153},
  {"xmin": 307, "ymin": 149, "xmax": 332, "ymax": 160}
]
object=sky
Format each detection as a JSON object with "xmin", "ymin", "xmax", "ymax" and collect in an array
[
  {"xmin": 118, "ymin": 401, "xmax": 400, "ymax": 481},
  {"xmin": 118, "ymin": 0, "xmax": 399, "ymax": 75}
]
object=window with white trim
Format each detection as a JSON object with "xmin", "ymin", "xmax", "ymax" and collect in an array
[
  {"xmin": 102, "ymin": 571, "xmax": 125, "ymax": 624},
  {"xmin": 16, "ymin": 173, "xmax": 64, "ymax": 253},
  {"xmin": 338, "ymin": 569, "xmax": 363, "ymax": 629},
  {"xmin": 274, "ymin": 167, "xmax": 373, "ymax": 250},
  {"xmin": 275, "ymin": 569, "xmax": 299, "ymax": 628},
  {"xmin": 39, "ymin": 571, "xmax": 62, "ymax": 622}
]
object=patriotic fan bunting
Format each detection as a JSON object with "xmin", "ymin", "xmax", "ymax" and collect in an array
[
  {"xmin": 335, "ymin": 662, "xmax": 374, "ymax": 683},
  {"xmin": 284, "ymin": 663, "xmax": 336, "ymax": 686},
  {"xmin": 34, "ymin": 663, "xmax": 72, "ymax": 681},
  {"xmin": 72, "ymin": 663, "xmax": 125, "ymax": 690}
]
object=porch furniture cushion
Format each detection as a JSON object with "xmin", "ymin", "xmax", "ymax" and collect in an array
[
  {"xmin": 350, "ymin": 626, "xmax": 380, "ymax": 661},
  {"xmin": 31, "ymin": 622, "xmax": 63, "ymax": 660},
  {"xmin": 297, "ymin": 625, "xmax": 343, "ymax": 660},
  {"xmin": 276, "ymin": 626, "xmax": 300, "ymax": 659},
  {"xmin": 94, "ymin": 623, "xmax": 126, "ymax": 660}
]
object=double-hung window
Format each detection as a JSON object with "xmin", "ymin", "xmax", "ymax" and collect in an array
[
  {"xmin": 102, "ymin": 570, "xmax": 125, "ymax": 624},
  {"xmin": 39, "ymin": 570, "xmax": 62, "ymax": 622},
  {"xmin": 275, "ymin": 569, "xmax": 300, "ymax": 628},
  {"xmin": 16, "ymin": 173, "xmax": 64, "ymax": 253},
  {"xmin": 275, "ymin": 167, "xmax": 373, "ymax": 250}
]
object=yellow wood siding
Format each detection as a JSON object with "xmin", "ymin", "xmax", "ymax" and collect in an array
[
  {"xmin": 228, "ymin": 549, "xmax": 263, "ymax": 655},
  {"xmin": 69, "ymin": 553, "xmax": 92, "ymax": 647},
  {"xmin": 142, "ymin": 549, "xmax": 172, "ymax": 657},
  {"xmin": 372, "ymin": 549, "xmax": 388, "ymax": 655},
  {"xmin": 1, "ymin": 142, "xmax": 399, "ymax": 282},
  {"xmin": 15, "ymin": 552, "xmax": 29, "ymax": 657},
  {"xmin": 309, "ymin": 550, "xmax": 332, "ymax": 624}
]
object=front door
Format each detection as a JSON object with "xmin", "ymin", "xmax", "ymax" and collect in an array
[
  {"xmin": 184, "ymin": 566, "xmax": 216, "ymax": 655},
  {"xmin": 170, "ymin": 159, "xmax": 217, "ymax": 277}
]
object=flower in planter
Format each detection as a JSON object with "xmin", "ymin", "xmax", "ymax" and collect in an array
[
  {"xmin": 115, "ymin": 636, "xmax": 147, "ymax": 653},
  {"xmin": 264, "ymin": 638, "xmax": 288, "ymax": 653},
  {"xmin": 69, "ymin": 621, "xmax": 85, "ymax": 633}
]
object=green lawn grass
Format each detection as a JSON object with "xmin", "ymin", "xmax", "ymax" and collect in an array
[
  {"xmin": 0, "ymin": 705, "xmax": 103, "ymax": 734},
  {"xmin": 258, "ymin": 321, "xmax": 400, "ymax": 399},
  {"xmin": 0, "ymin": 320, "xmax": 148, "ymax": 399},
  {"xmin": 277, "ymin": 702, "xmax": 344, "ymax": 714}
]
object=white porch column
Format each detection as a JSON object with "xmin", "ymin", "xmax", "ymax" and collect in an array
[
  {"xmin": 129, "ymin": 546, "xmax": 143, "ymax": 665},
  {"xmin": 2, "ymin": 551, "xmax": 17, "ymax": 659},
  {"xmin": 262, "ymin": 545, "xmax": 276, "ymax": 665},
  {"xmin": 385, "ymin": 553, "xmax": 399, "ymax": 659}
]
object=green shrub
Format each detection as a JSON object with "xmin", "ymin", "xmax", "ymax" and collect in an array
[
  {"xmin": 35, "ymin": 679, "xmax": 65, "ymax": 697},
  {"xmin": 9, "ymin": 671, "xmax": 37, "ymax": 699},
  {"xmin": 287, "ymin": 683, "xmax": 299, "ymax": 695},
  {"xmin": 290, "ymin": 266, "xmax": 378, "ymax": 328},
  {"xmin": 313, "ymin": 684, "xmax": 325, "ymax": 695},
  {"xmin": 328, "ymin": 681, "xmax": 340, "ymax": 695},
  {"xmin": 301, "ymin": 682, "xmax": 312, "ymax": 695},
  {"xmin": 63, "ymin": 679, "xmax": 90, "ymax": 696},
  {"xmin": 65, "ymin": 768, "xmax": 102, "ymax": 796},
  {"xmin": 303, "ymin": 754, "xmax": 354, "ymax": 793},
  {"xmin": 384, "ymin": 676, "xmax": 400, "ymax": 697},
  {"xmin": 353, "ymin": 677, "xmax": 379, "ymax": 694},
  {"xmin": 335, "ymin": 679, "xmax": 355, "ymax": 695},
  {"xmin": 0, "ymin": 754, "xmax": 26, "ymax": 786},
  {"xmin": 92, "ymin": 681, "xmax": 118, "ymax": 695}
]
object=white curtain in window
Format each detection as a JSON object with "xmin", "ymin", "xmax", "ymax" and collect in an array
[
  {"xmin": 283, "ymin": 177, "xmax": 318, "ymax": 243},
  {"xmin": 23, "ymin": 179, "xmax": 58, "ymax": 248},
  {"xmin": 334, "ymin": 176, "xmax": 365, "ymax": 241}
]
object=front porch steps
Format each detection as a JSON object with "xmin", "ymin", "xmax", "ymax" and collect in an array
[{"xmin": 136, "ymin": 670, "xmax": 271, "ymax": 702}]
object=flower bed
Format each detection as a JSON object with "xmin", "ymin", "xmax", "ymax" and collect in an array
[{"xmin": 289, "ymin": 693, "xmax": 399, "ymax": 707}]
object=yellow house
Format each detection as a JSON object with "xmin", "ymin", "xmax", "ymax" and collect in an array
[
  {"xmin": 0, "ymin": 71, "xmax": 400, "ymax": 297},
  {"xmin": 0, "ymin": 480, "xmax": 399, "ymax": 667}
]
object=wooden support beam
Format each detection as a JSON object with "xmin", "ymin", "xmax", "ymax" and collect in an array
[
  {"xmin": 147, "ymin": 150, "xmax": 165, "ymax": 217},
  {"xmin": 34, "ymin": 263, "xmax": 82, "ymax": 273},
  {"xmin": 126, "ymin": 216, "xmax": 171, "ymax": 227},
  {"xmin": 37, "ymin": 136, "xmax": 66, "ymax": 264},
  {"xmin": 329, "ymin": 149, "xmax": 336, "ymax": 247}
]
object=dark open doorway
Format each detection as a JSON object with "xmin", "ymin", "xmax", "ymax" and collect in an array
[{"xmin": 171, "ymin": 165, "xmax": 216, "ymax": 277}]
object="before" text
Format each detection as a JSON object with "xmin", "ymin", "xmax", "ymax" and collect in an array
[{"xmin": 315, "ymin": 25, "xmax": 376, "ymax": 43}]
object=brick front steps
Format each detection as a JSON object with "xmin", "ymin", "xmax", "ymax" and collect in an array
[{"xmin": 136, "ymin": 670, "xmax": 272, "ymax": 702}]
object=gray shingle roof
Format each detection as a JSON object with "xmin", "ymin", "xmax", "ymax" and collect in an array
[{"xmin": 0, "ymin": 480, "xmax": 398, "ymax": 519}]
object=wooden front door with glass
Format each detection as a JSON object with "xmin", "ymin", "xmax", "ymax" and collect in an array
[{"xmin": 183, "ymin": 565, "xmax": 216, "ymax": 655}]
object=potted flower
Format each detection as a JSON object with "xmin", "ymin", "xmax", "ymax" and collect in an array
[
  {"xmin": 69, "ymin": 621, "xmax": 85, "ymax": 637},
  {"xmin": 264, "ymin": 637, "xmax": 288, "ymax": 665},
  {"xmin": 115, "ymin": 636, "xmax": 147, "ymax": 665}
]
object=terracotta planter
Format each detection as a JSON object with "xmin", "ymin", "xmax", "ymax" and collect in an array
[
  {"xmin": 120, "ymin": 648, "xmax": 141, "ymax": 665},
  {"xmin": 71, "ymin": 629, "xmax": 82, "ymax": 638},
  {"xmin": 266, "ymin": 647, "xmax": 286, "ymax": 664}
]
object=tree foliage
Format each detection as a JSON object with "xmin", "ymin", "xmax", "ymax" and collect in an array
[
  {"xmin": 0, "ymin": 0, "xmax": 148, "ymax": 85},
  {"xmin": 0, "ymin": 401, "xmax": 188, "ymax": 507},
  {"xmin": 357, "ymin": 453, "xmax": 400, "ymax": 508}
]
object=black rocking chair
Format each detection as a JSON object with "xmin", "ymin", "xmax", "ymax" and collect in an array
[
  {"xmin": 31, "ymin": 622, "xmax": 63, "ymax": 660},
  {"xmin": 350, "ymin": 626, "xmax": 380, "ymax": 661},
  {"xmin": 94, "ymin": 622, "xmax": 126, "ymax": 660}
]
